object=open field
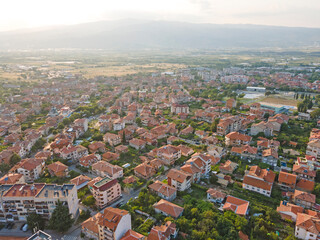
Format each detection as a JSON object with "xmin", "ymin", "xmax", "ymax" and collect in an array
[
  {"xmin": 259, "ymin": 96, "xmax": 298, "ymax": 106},
  {"xmin": 70, "ymin": 63, "xmax": 187, "ymax": 77}
]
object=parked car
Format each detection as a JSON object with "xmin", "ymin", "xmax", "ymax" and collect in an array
[
  {"xmin": 22, "ymin": 224, "xmax": 28, "ymax": 232},
  {"xmin": 20, "ymin": 223, "xmax": 25, "ymax": 230}
]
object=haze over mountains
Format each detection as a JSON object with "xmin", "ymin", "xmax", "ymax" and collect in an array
[{"xmin": 0, "ymin": 19, "xmax": 320, "ymax": 50}]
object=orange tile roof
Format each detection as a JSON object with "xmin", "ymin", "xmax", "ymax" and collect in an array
[
  {"xmin": 293, "ymin": 164, "xmax": 316, "ymax": 177},
  {"xmin": 206, "ymin": 188, "xmax": 226, "ymax": 199},
  {"xmin": 149, "ymin": 180, "xmax": 177, "ymax": 198},
  {"xmin": 278, "ymin": 171, "xmax": 297, "ymax": 185},
  {"xmin": 296, "ymin": 213, "xmax": 320, "ymax": 235},
  {"xmin": 70, "ymin": 175, "xmax": 91, "ymax": 186},
  {"xmin": 120, "ymin": 229, "xmax": 144, "ymax": 240},
  {"xmin": 47, "ymin": 161, "xmax": 68, "ymax": 174},
  {"xmin": 0, "ymin": 173, "xmax": 24, "ymax": 184},
  {"xmin": 276, "ymin": 201, "xmax": 303, "ymax": 220},
  {"xmin": 294, "ymin": 190, "xmax": 316, "ymax": 204},
  {"xmin": 153, "ymin": 199, "xmax": 184, "ymax": 218},
  {"xmin": 81, "ymin": 212, "xmax": 102, "ymax": 236},
  {"xmin": 223, "ymin": 196, "xmax": 249, "ymax": 216},
  {"xmin": 247, "ymin": 166, "xmax": 276, "ymax": 183},
  {"xmin": 296, "ymin": 179, "xmax": 315, "ymax": 192},
  {"xmin": 98, "ymin": 207, "xmax": 129, "ymax": 231},
  {"xmin": 225, "ymin": 132, "xmax": 252, "ymax": 142},
  {"xmin": 167, "ymin": 169, "xmax": 191, "ymax": 183}
]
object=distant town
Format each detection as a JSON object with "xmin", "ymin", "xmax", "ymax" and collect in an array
[{"xmin": 0, "ymin": 51, "xmax": 320, "ymax": 240}]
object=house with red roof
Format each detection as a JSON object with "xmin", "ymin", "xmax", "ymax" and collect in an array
[
  {"xmin": 242, "ymin": 166, "xmax": 276, "ymax": 197},
  {"xmin": 222, "ymin": 195, "xmax": 249, "ymax": 216},
  {"xmin": 147, "ymin": 221, "xmax": 178, "ymax": 240},
  {"xmin": 278, "ymin": 171, "xmax": 297, "ymax": 192},
  {"xmin": 225, "ymin": 132, "xmax": 252, "ymax": 146},
  {"xmin": 293, "ymin": 190, "xmax": 316, "ymax": 209},
  {"xmin": 149, "ymin": 180, "xmax": 177, "ymax": 201},
  {"xmin": 207, "ymin": 188, "xmax": 226, "ymax": 204},
  {"xmin": 295, "ymin": 213, "xmax": 320, "ymax": 239},
  {"xmin": 277, "ymin": 201, "xmax": 304, "ymax": 222},
  {"xmin": 153, "ymin": 199, "xmax": 184, "ymax": 218},
  {"xmin": 47, "ymin": 161, "xmax": 68, "ymax": 178}
]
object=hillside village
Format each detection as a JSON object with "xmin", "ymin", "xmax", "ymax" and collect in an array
[{"xmin": 1, "ymin": 62, "xmax": 320, "ymax": 240}]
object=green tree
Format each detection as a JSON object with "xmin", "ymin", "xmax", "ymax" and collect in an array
[
  {"xmin": 311, "ymin": 109, "xmax": 320, "ymax": 119},
  {"xmin": 10, "ymin": 153, "xmax": 21, "ymax": 166},
  {"xmin": 49, "ymin": 200, "xmax": 74, "ymax": 232},
  {"xmin": 27, "ymin": 212, "xmax": 45, "ymax": 232},
  {"xmin": 57, "ymin": 122, "xmax": 64, "ymax": 129},
  {"xmin": 82, "ymin": 195, "xmax": 95, "ymax": 207}
]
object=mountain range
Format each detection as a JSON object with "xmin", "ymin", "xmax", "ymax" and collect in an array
[{"xmin": 0, "ymin": 19, "xmax": 320, "ymax": 50}]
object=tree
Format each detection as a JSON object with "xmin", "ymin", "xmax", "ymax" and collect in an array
[
  {"xmin": 49, "ymin": 200, "xmax": 74, "ymax": 232},
  {"xmin": 57, "ymin": 122, "xmax": 64, "ymax": 129},
  {"xmin": 136, "ymin": 117, "xmax": 142, "ymax": 127},
  {"xmin": 27, "ymin": 212, "xmax": 45, "ymax": 232},
  {"xmin": 82, "ymin": 195, "xmax": 95, "ymax": 207},
  {"xmin": 311, "ymin": 109, "xmax": 320, "ymax": 119},
  {"xmin": 10, "ymin": 153, "xmax": 21, "ymax": 166}
]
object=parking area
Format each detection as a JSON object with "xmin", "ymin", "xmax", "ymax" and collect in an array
[{"xmin": 0, "ymin": 222, "xmax": 32, "ymax": 238}]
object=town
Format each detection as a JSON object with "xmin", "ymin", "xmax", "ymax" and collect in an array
[{"xmin": 0, "ymin": 50, "xmax": 320, "ymax": 240}]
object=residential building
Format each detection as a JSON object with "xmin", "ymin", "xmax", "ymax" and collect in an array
[
  {"xmin": 157, "ymin": 145, "xmax": 181, "ymax": 166},
  {"xmin": 0, "ymin": 183, "xmax": 79, "ymax": 222},
  {"xmin": 79, "ymin": 154, "xmax": 101, "ymax": 167},
  {"xmin": 92, "ymin": 161, "xmax": 123, "ymax": 179},
  {"xmin": 88, "ymin": 177, "xmax": 121, "ymax": 209},
  {"xmin": 278, "ymin": 171, "xmax": 297, "ymax": 192},
  {"xmin": 104, "ymin": 133, "xmax": 121, "ymax": 146},
  {"xmin": 250, "ymin": 121, "xmax": 274, "ymax": 137},
  {"xmin": 276, "ymin": 201, "xmax": 303, "ymax": 222},
  {"xmin": 306, "ymin": 139, "xmax": 320, "ymax": 159},
  {"xmin": 219, "ymin": 160, "xmax": 238, "ymax": 175},
  {"xmin": 167, "ymin": 169, "xmax": 192, "ymax": 191},
  {"xmin": 121, "ymin": 230, "xmax": 145, "ymax": 240},
  {"xmin": 153, "ymin": 199, "xmax": 184, "ymax": 218},
  {"xmin": 129, "ymin": 138, "xmax": 146, "ymax": 150},
  {"xmin": 206, "ymin": 188, "xmax": 226, "ymax": 204},
  {"xmin": 293, "ymin": 164, "xmax": 316, "ymax": 181},
  {"xmin": 242, "ymin": 166, "xmax": 276, "ymax": 197},
  {"xmin": 225, "ymin": 132, "xmax": 252, "ymax": 146},
  {"xmin": 222, "ymin": 195, "xmax": 249, "ymax": 216},
  {"xmin": 10, "ymin": 158, "xmax": 45, "ymax": 183},
  {"xmin": 231, "ymin": 145, "xmax": 257, "ymax": 159},
  {"xmin": 81, "ymin": 212, "xmax": 102, "ymax": 240},
  {"xmin": 70, "ymin": 175, "xmax": 91, "ymax": 190},
  {"xmin": 293, "ymin": 190, "xmax": 316, "ymax": 209},
  {"xmin": 148, "ymin": 181, "xmax": 177, "ymax": 201},
  {"xmin": 217, "ymin": 116, "xmax": 243, "ymax": 136},
  {"xmin": 97, "ymin": 207, "xmax": 131, "ymax": 240},
  {"xmin": 262, "ymin": 148, "xmax": 278, "ymax": 166},
  {"xmin": 147, "ymin": 221, "xmax": 178, "ymax": 240},
  {"xmin": 0, "ymin": 173, "xmax": 25, "ymax": 185},
  {"xmin": 295, "ymin": 213, "xmax": 320, "ymax": 240},
  {"xmin": 47, "ymin": 161, "xmax": 68, "ymax": 178},
  {"xmin": 171, "ymin": 104, "xmax": 189, "ymax": 114},
  {"xmin": 134, "ymin": 163, "xmax": 156, "ymax": 179},
  {"xmin": 226, "ymin": 98, "xmax": 236, "ymax": 110}
]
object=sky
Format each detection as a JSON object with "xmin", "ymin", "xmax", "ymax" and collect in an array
[{"xmin": 1, "ymin": 0, "xmax": 320, "ymax": 32}]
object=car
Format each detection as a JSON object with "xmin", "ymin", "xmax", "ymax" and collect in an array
[
  {"xmin": 22, "ymin": 224, "xmax": 28, "ymax": 232},
  {"xmin": 20, "ymin": 223, "xmax": 26, "ymax": 230}
]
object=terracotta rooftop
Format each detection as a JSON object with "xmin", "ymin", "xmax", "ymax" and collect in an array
[{"xmin": 153, "ymin": 199, "xmax": 184, "ymax": 218}]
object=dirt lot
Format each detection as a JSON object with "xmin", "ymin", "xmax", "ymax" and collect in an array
[{"xmin": 259, "ymin": 96, "xmax": 298, "ymax": 107}]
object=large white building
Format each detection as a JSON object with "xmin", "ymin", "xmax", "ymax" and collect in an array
[{"xmin": 0, "ymin": 183, "xmax": 79, "ymax": 222}]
